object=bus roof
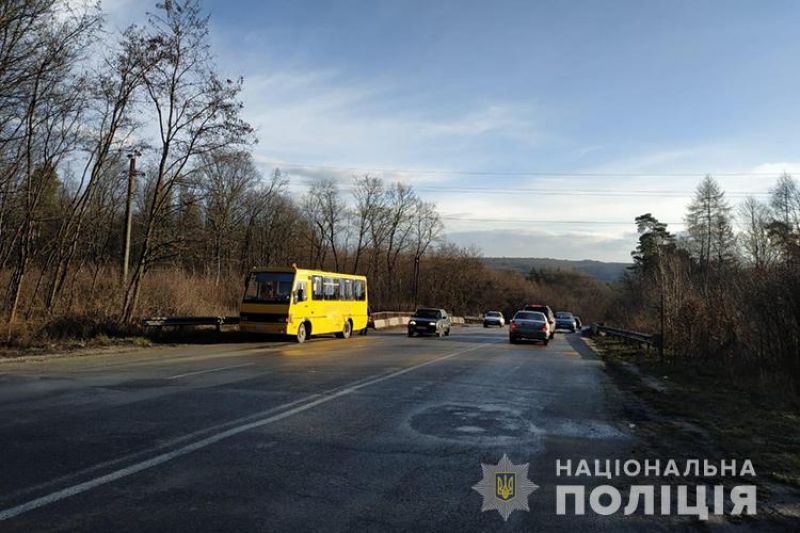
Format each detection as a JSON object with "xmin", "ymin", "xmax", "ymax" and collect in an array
[{"xmin": 249, "ymin": 266, "xmax": 366, "ymax": 279}]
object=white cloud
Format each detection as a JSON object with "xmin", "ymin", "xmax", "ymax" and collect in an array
[
  {"xmin": 445, "ymin": 229, "xmax": 635, "ymax": 262},
  {"xmin": 98, "ymin": 0, "xmax": 146, "ymax": 30},
  {"xmin": 238, "ymin": 69, "xmax": 541, "ymax": 169},
  {"xmin": 750, "ymin": 162, "xmax": 800, "ymax": 178},
  {"xmin": 171, "ymin": 16, "xmax": 800, "ymax": 261}
]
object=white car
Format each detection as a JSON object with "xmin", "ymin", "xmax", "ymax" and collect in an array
[{"xmin": 483, "ymin": 311, "xmax": 506, "ymax": 328}]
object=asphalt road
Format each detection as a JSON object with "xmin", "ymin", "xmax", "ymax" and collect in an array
[{"xmin": 0, "ymin": 327, "xmax": 756, "ymax": 532}]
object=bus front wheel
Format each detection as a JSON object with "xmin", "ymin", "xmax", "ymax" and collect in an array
[{"xmin": 296, "ymin": 322, "xmax": 308, "ymax": 344}]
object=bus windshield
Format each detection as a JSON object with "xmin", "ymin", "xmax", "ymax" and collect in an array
[{"xmin": 243, "ymin": 272, "xmax": 295, "ymax": 304}]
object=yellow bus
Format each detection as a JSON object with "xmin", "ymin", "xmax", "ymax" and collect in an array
[{"xmin": 239, "ymin": 266, "xmax": 368, "ymax": 343}]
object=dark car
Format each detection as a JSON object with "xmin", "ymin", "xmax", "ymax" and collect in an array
[
  {"xmin": 408, "ymin": 308, "xmax": 451, "ymax": 337},
  {"xmin": 523, "ymin": 304, "xmax": 555, "ymax": 338},
  {"xmin": 509, "ymin": 311, "xmax": 550, "ymax": 345},
  {"xmin": 555, "ymin": 311, "xmax": 577, "ymax": 332}
]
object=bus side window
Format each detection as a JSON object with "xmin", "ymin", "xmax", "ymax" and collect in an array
[
  {"xmin": 354, "ymin": 280, "xmax": 365, "ymax": 301},
  {"xmin": 324, "ymin": 277, "xmax": 339, "ymax": 300},
  {"xmin": 332, "ymin": 278, "xmax": 341, "ymax": 300},
  {"xmin": 343, "ymin": 279, "xmax": 353, "ymax": 300},
  {"xmin": 311, "ymin": 276, "xmax": 323, "ymax": 300}
]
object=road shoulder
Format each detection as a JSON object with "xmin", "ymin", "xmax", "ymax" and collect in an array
[{"xmin": 575, "ymin": 333, "xmax": 800, "ymax": 528}]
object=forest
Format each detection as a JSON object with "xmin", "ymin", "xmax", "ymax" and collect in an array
[
  {"xmin": 0, "ymin": 0, "xmax": 612, "ymax": 346},
  {"xmin": 3, "ymin": 0, "xmax": 798, "ymax": 399},
  {"xmin": 611, "ymin": 174, "xmax": 800, "ymax": 394}
]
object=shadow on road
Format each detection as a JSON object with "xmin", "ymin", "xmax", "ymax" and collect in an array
[
  {"xmin": 380, "ymin": 326, "xmax": 505, "ymax": 345},
  {"xmin": 147, "ymin": 328, "xmax": 291, "ymax": 346},
  {"xmin": 565, "ymin": 331, "xmax": 602, "ymax": 360}
]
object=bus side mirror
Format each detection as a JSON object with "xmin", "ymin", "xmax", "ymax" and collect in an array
[{"xmin": 295, "ymin": 289, "xmax": 305, "ymax": 302}]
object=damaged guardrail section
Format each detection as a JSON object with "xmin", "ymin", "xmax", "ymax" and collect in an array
[
  {"xmin": 371, "ymin": 316, "xmax": 465, "ymax": 329},
  {"xmin": 141, "ymin": 316, "xmax": 240, "ymax": 332},
  {"xmin": 142, "ymin": 313, "xmax": 466, "ymax": 331}
]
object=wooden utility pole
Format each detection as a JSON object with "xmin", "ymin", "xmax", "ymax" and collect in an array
[
  {"xmin": 413, "ymin": 256, "xmax": 420, "ymax": 309},
  {"xmin": 659, "ymin": 287, "xmax": 666, "ymax": 362},
  {"xmin": 121, "ymin": 151, "xmax": 139, "ymax": 284}
]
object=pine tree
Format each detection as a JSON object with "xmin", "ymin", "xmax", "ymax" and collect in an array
[
  {"xmin": 631, "ymin": 213, "xmax": 674, "ymax": 274},
  {"xmin": 684, "ymin": 175, "xmax": 736, "ymax": 276}
]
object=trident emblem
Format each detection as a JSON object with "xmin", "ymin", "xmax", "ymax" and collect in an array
[{"xmin": 496, "ymin": 473, "xmax": 515, "ymax": 501}]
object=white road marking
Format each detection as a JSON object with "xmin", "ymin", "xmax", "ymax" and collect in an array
[
  {"xmin": 0, "ymin": 341, "xmax": 497, "ymax": 521},
  {"xmin": 1, "ymin": 393, "xmax": 322, "ymax": 503},
  {"xmin": 166, "ymin": 363, "xmax": 255, "ymax": 380}
]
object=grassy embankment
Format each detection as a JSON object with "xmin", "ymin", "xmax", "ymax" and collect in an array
[{"xmin": 589, "ymin": 335, "xmax": 800, "ymax": 489}]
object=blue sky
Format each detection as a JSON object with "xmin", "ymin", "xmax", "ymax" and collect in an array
[{"xmin": 105, "ymin": 0, "xmax": 800, "ymax": 261}]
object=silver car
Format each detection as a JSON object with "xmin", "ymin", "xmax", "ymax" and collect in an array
[
  {"xmin": 509, "ymin": 311, "xmax": 550, "ymax": 345},
  {"xmin": 483, "ymin": 311, "xmax": 506, "ymax": 328}
]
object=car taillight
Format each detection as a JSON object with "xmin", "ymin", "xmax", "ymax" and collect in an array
[
  {"xmin": 510, "ymin": 321, "xmax": 517, "ymax": 329},
  {"xmin": 541, "ymin": 323, "xmax": 548, "ymax": 332}
]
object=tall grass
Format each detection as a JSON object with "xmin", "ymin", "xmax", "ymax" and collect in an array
[{"xmin": 1, "ymin": 267, "xmax": 243, "ymax": 348}]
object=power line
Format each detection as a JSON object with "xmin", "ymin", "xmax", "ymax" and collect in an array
[
  {"xmin": 440, "ymin": 216, "xmax": 686, "ymax": 226},
  {"xmin": 410, "ymin": 187, "xmax": 770, "ymax": 198},
  {"xmin": 316, "ymin": 181, "xmax": 772, "ymax": 198},
  {"xmin": 270, "ymin": 161, "xmax": 789, "ymax": 179},
  {"xmin": 440, "ymin": 216, "xmax": 765, "ymax": 230}
]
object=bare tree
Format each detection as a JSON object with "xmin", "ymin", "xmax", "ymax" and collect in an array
[
  {"xmin": 197, "ymin": 149, "xmax": 259, "ymax": 284},
  {"xmin": 239, "ymin": 168, "xmax": 293, "ymax": 271},
  {"xmin": 350, "ymin": 174, "xmax": 385, "ymax": 274},
  {"xmin": 41, "ymin": 27, "xmax": 146, "ymax": 313},
  {"xmin": 737, "ymin": 196, "xmax": 776, "ymax": 269},
  {"xmin": 383, "ymin": 182, "xmax": 416, "ymax": 304},
  {"xmin": 302, "ymin": 178, "xmax": 345, "ymax": 271},
  {"xmin": 2, "ymin": 1, "xmax": 101, "ymax": 324},
  {"xmin": 121, "ymin": 0, "xmax": 254, "ymax": 322}
]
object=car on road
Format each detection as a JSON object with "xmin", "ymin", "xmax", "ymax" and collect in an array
[
  {"xmin": 523, "ymin": 304, "xmax": 555, "ymax": 338},
  {"xmin": 482, "ymin": 311, "xmax": 505, "ymax": 328},
  {"xmin": 408, "ymin": 308, "xmax": 451, "ymax": 337},
  {"xmin": 555, "ymin": 311, "xmax": 577, "ymax": 332},
  {"xmin": 509, "ymin": 311, "xmax": 550, "ymax": 345}
]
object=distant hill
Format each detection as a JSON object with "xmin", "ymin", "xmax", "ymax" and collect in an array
[{"xmin": 482, "ymin": 257, "xmax": 630, "ymax": 283}]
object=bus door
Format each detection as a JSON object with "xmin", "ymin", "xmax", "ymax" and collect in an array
[
  {"xmin": 308, "ymin": 275, "xmax": 323, "ymax": 331},
  {"xmin": 292, "ymin": 277, "xmax": 310, "ymax": 330}
]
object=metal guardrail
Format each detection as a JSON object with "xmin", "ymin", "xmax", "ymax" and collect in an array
[
  {"xmin": 370, "ymin": 311, "xmax": 413, "ymax": 320},
  {"xmin": 372, "ymin": 315, "xmax": 466, "ymax": 329},
  {"xmin": 594, "ymin": 324, "xmax": 662, "ymax": 351},
  {"xmin": 142, "ymin": 312, "xmax": 469, "ymax": 333},
  {"xmin": 370, "ymin": 311, "xmax": 469, "ymax": 328},
  {"xmin": 141, "ymin": 316, "xmax": 240, "ymax": 332}
]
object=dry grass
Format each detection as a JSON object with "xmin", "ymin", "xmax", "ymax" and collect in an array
[
  {"xmin": 137, "ymin": 269, "xmax": 241, "ymax": 317},
  {"xmin": 592, "ymin": 335, "xmax": 800, "ymax": 488},
  {"xmin": 1, "ymin": 267, "xmax": 242, "ymax": 350}
]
